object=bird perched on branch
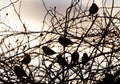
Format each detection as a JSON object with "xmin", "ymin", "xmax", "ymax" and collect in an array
[
  {"xmin": 82, "ymin": 53, "xmax": 90, "ymax": 65},
  {"xmin": 14, "ymin": 65, "xmax": 27, "ymax": 78},
  {"xmin": 89, "ymin": 3, "xmax": 99, "ymax": 16},
  {"xmin": 58, "ymin": 36, "xmax": 73, "ymax": 47},
  {"xmin": 21, "ymin": 53, "xmax": 31, "ymax": 65},
  {"xmin": 57, "ymin": 54, "xmax": 68, "ymax": 67},
  {"xmin": 42, "ymin": 46, "xmax": 56, "ymax": 55},
  {"xmin": 71, "ymin": 51, "xmax": 79, "ymax": 65}
]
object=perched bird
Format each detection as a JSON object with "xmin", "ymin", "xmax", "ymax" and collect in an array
[
  {"xmin": 89, "ymin": 3, "xmax": 99, "ymax": 15},
  {"xmin": 82, "ymin": 53, "xmax": 90, "ymax": 65},
  {"xmin": 42, "ymin": 46, "xmax": 56, "ymax": 55},
  {"xmin": 58, "ymin": 36, "xmax": 73, "ymax": 47},
  {"xmin": 21, "ymin": 53, "xmax": 31, "ymax": 65},
  {"xmin": 71, "ymin": 51, "xmax": 79, "ymax": 65},
  {"xmin": 14, "ymin": 65, "xmax": 27, "ymax": 78},
  {"xmin": 57, "ymin": 54, "xmax": 68, "ymax": 66}
]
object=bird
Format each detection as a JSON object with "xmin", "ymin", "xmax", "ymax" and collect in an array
[
  {"xmin": 14, "ymin": 65, "xmax": 27, "ymax": 78},
  {"xmin": 89, "ymin": 3, "xmax": 99, "ymax": 16},
  {"xmin": 42, "ymin": 46, "xmax": 56, "ymax": 55},
  {"xmin": 58, "ymin": 36, "xmax": 73, "ymax": 47},
  {"xmin": 57, "ymin": 54, "xmax": 68, "ymax": 66},
  {"xmin": 81, "ymin": 53, "xmax": 90, "ymax": 65},
  {"xmin": 71, "ymin": 51, "xmax": 79, "ymax": 65},
  {"xmin": 21, "ymin": 53, "xmax": 31, "ymax": 65}
]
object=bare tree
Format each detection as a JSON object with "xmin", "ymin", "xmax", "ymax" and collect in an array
[{"xmin": 0, "ymin": 0, "xmax": 120, "ymax": 83}]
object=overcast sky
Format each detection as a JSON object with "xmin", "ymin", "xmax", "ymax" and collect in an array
[
  {"xmin": 0, "ymin": 0, "xmax": 72, "ymax": 31},
  {"xmin": 0, "ymin": 0, "xmax": 120, "ymax": 31}
]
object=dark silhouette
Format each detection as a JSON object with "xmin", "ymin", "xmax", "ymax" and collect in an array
[
  {"xmin": 82, "ymin": 53, "xmax": 89, "ymax": 65},
  {"xmin": 14, "ymin": 65, "xmax": 27, "ymax": 78},
  {"xmin": 71, "ymin": 51, "xmax": 79, "ymax": 65},
  {"xmin": 89, "ymin": 3, "xmax": 99, "ymax": 15},
  {"xmin": 98, "ymin": 73, "xmax": 115, "ymax": 84},
  {"xmin": 57, "ymin": 54, "xmax": 68, "ymax": 66},
  {"xmin": 0, "ymin": 0, "xmax": 120, "ymax": 83},
  {"xmin": 116, "ymin": 78, "xmax": 120, "ymax": 84},
  {"xmin": 21, "ymin": 53, "xmax": 31, "ymax": 65},
  {"xmin": 42, "ymin": 46, "xmax": 56, "ymax": 55},
  {"xmin": 58, "ymin": 36, "xmax": 73, "ymax": 47}
]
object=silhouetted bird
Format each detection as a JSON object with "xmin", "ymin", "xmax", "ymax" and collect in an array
[
  {"xmin": 58, "ymin": 36, "xmax": 73, "ymax": 47},
  {"xmin": 57, "ymin": 54, "xmax": 68, "ymax": 66},
  {"xmin": 14, "ymin": 65, "xmax": 27, "ymax": 78},
  {"xmin": 42, "ymin": 46, "xmax": 56, "ymax": 55},
  {"xmin": 71, "ymin": 51, "xmax": 79, "ymax": 65},
  {"xmin": 89, "ymin": 3, "xmax": 98, "ymax": 15},
  {"xmin": 21, "ymin": 53, "xmax": 31, "ymax": 65},
  {"xmin": 82, "ymin": 53, "xmax": 89, "ymax": 65}
]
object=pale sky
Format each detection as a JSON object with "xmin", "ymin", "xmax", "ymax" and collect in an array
[
  {"xmin": 0, "ymin": 0, "xmax": 120, "ymax": 31},
  {"xmin": 0, "ymin": 0, "xmax": 71, "ymax": 31}
]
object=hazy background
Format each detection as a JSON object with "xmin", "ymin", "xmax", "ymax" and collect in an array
[
  {"xmin": 0, "ymin": 0, "xmax": 71, "ymax": 31},
  {"xmin": 0, "ymin": 0, "xmax": 120, "ymax": 31}
]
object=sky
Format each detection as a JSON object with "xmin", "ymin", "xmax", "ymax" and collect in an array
[
  {"xmin": 0, "ymin": 0, "xmax": 71, "ymax": 31},
  {"xmin": 0, "ymin": 0, "xmax": 96, "ymax": 31},
  {"xmin": 0, "ymin": 0, "xmax": 120, "ymax": 31},
  {"xmin": 0, "ymin": 0, "xmax": 120, "ymax": 50}
]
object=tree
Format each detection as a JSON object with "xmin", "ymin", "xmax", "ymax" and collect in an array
[{"xmin": 0, "ymin": 0, "xmax": 120, "ymax": 83}]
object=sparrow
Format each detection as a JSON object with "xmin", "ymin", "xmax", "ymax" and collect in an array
[
  {"xmin": 42, "ymin": 46, "xmax": 56, "ymax": 55},
  {"xmin": 89, "ymin": 3, "xmax": 99, "ymax": 15},
  {"xmin": 57, "ymin": 54, "xmax": 68, "ymax": 66},
  {"xmin": 58, "ymin": 36, "xmax": 73, "ymax": 47},
  {"xmin": 82, "ymin": 53, "xmax": 89, "ymax": 65},
  {"xmin": 71, "ymin": 51, "xmax": 79, "ymax": 65},
  {"xmin": 21, "ymin": 53, "xmax": 31, "ymax": 65},
  {"xmin": 14, "ymin": 65, "xmax": 27, "ymax": 78}
]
